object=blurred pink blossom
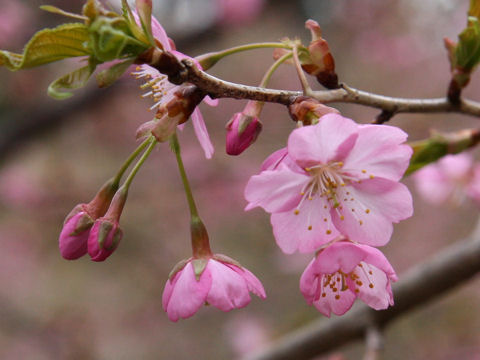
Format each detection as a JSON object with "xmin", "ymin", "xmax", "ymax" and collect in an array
[
  {"xmin": 225, "ymin": 315, "xmax": 270, "ymax": 356},
  {"xmin": 414, "ymin": 153, "xmax": 480, "ymax": 206},
  {"xmin": 300, "ymin": 240, "xmax": 397, "ymax": 317},
  {"xmin": 162, "ymin": 256, "xmax": 266, "ymax": 322},
  {"xmin": 216, "ymin": 0, "xmax": 265, "ymax": 26},
  {"xmin": 245, "ymin": 114, "xmax": 413, "ymax": 253},
  {"xmin": 0, "ymin": 1, "xmax": 33, "ymax": 48}
]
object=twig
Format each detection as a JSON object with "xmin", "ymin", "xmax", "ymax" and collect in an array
[{"xmin": 243, "ymin": 226, "xmax": 480, "ymax": 360}]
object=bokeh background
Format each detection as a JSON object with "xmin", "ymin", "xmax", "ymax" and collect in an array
[{"xmin": 1, "ymin": 0, "xmax": 479, "ymax": 359}]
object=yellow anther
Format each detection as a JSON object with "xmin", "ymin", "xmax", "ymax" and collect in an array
[
  {"xmin": 335, "ymin": 294, "xmax": 340, "ymax": 300},
  {"xmin": 323, "ymin": 218, "xmax": 328, "ymax": 222},
  {"xmin": 368, "ymin": 270, "xmax": 373, "ymax": 275},
  {"xmin": 369, "ymin": 283, "xmax": 374, "ymax": 289},
  {"xmin": 321, "ymin": 293, "xmax": 326, "ymax": 297},
  {"xmin": 365, "ymin": 209, "xmax": 370, "ymax": 214},
  {"xmin": 361, "ymin": 169, "xmax": 367, "ymax": 174},
  {"xmin": 308, "ymin": 225, "xmax": 312, "ymax": 231},
  {"xmin": 340, "ymin": 215, "xmax": 345, "ymax": 221},
  {"xmin": 326, "ymin": 229, "xmax": 332, "ymax": 235},
  {"xmin": 369, "ymin": 175, "xmax": 375, "ymax": 179},
  {"xmin": 356, "ymin": 281, "xmax": 363, "ymax": 286},
  {"xmin": 359, "ymin": 220, "xmax": 363, "ymax": 225},
  {"xmin": 294, "ymin": 209, "xmax": 300, "ymax": 215}
]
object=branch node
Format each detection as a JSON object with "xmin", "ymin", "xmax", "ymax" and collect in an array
[{"xmin": 373, "ymin": 110, "xmax": 395, "ymax": 124}]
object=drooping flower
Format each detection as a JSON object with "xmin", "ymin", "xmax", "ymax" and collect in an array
[
  {"xmin": 413, "ymin": 152, "xmax": 480, "ymax": 206},
  {"xmin": 132, "ymin": 14, "xmax": 218, "ymax": 158},
  {"xmin": 245, "ymin": 113, "xmax": 413, "ymax": 253},
  {"xmin": 162, "ymin": 255, "xmax": 266, "ymax": 322},
  {"xmin": 300, "ymin": 240, "xmax": 397, "ymax": 317}
]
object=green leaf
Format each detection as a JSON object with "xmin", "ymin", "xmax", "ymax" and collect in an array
[
  {"xmin": 47, "ymin": 62, "xmax": 96, "ymax": 99},
  {"xmin": 95, "ymin": 58, "xmax": 134, "ymax": 88},
  {"xmin": 0, "ymin": 23, "xmax": 90, "ymax": 71},
  {"xmin": 405, "ymin": 140, "xmax": 447, "ymax": 176}
]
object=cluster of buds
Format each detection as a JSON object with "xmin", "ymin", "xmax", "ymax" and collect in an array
[{"xmin": 59, "ymin": 180, "xmax": 127, "ymax": 261}]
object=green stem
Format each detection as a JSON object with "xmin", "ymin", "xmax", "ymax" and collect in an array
[
  {"xmin": 260, "ymin": 51, "xmax": 293, "ymax": 88},
  {"xmin": 123, "ymin": 137, "xmax": 157, "ymax": 189},
  {"xmin": 293, "ymin": 45, "xmax": 312, "ymax": 95},
  {"xmin": 170, "ymin": 133, "xmax": 199, "ymax": 217},
  {"xmin": 196, "ymin": 42, "xmax": 291, "ymax": 70},
  {"xmin": 112, "ymin": 137, "xmax": 151, "ymax": 186}
]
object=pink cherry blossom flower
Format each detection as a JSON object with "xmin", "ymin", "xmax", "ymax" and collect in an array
[
  {"xmin": 132, "ymin": 15, "xmax": 218, "ymax": 158},
  {"xmin": 413, "ymin": 153, "xmax": 480, "ymax": 206},
  {"xmin": 245, "ymin": 114, "xmax": 413, "ymax": 253},
  {"xmin": 162, "ymin": 255, "xmax": 266, "ymax": 322},
  {"xmin": 300, "ymin": 240, "xmax": 397, "ymax": 317}
]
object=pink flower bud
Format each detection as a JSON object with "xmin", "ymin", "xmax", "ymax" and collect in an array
[
  {"xmin": 87, "ymin": 218, "xmax": 123, "ymax": 262},
  {"xmin": 59, "ymin": 205, "xmax": 94, "ymax": 260},
  {"xmin": 87, "ymin": 186, "xmax": 128, "ymax": 262},
  {"xmin": 226, "ymin": 112, "xmax": 262, "ymax": 155}
]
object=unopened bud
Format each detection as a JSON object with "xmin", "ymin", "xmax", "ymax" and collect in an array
[
  {"xmin": 226, "ymin": 112, "xmax": 262, "ymax": 155},
  {"xmin": 59, "ymin": 207, "xmax": 94, "ymax": 260},
  {"xmin": 289, "ymin": 96, "xmax": 339, "ymax": 125},
  {"xmin": 87, "ymin": 186, "xmax": 128, "ymax": 261},
  {"xmin": 303, "ymin": 19, "xmax": 338, "ymax": 89}
]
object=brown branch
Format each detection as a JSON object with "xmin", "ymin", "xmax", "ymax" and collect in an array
[
  {"xmin": 140, "ymin": 51, "xmax": 480, "ymax": 119},
  {"xmin": 243, "ymin": 226, "xmax": 480, "ymax": 360}
]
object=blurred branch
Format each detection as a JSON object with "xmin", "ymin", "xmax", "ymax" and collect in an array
[
  {"xmin": 244, "ymin": 223, "xmax": 480, "ymax": 360},
  {"xmin": 0, "ymin": 83, "xmax": 122, "ymax": 163}
]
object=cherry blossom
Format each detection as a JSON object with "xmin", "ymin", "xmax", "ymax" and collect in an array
[
  {"xmin": 413, "ymin": 152, "xmax": 480, "ymax": 206},
  {"xmin": 245, "ymin": 114, "xmax": 413, "ymax": 253},
  {"xmin": 162, "ymin": 255, "xmax": 266, "ymax": 322},
  {"xmin": 132, "ymin": 15, "xmax": 218, "ymax": 158},
  {"xmin": 300, "ymin": 240, "xmax": 397, "ymax": 317}
]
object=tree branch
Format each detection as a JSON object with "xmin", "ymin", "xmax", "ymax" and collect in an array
[{"xmin": 244, "ymin": 225, "xmax": 480, "ymax": 360}]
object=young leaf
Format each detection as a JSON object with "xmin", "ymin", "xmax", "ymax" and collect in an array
[
  {"xmin": 39, "ymin": 5, "xmax": 88, "ymax": 21},
  {"xmin": 0, "ymin": 23, "xmax": 90, "ymax": 71},
  {"xmin": 47, "ymin": 63, "xmax": 96, "ymax": 100},
  {"xmin": 95, "ymin": 58, "xmax": 135, "ymax": 88}
]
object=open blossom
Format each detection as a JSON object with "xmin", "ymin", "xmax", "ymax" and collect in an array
[
  {"xmin": 300, "ymin": 240, "xmax": 397, "ymax": 317},
  {"xmin": 245, "ymin": 114, "xmax": 413, "ymax": 253},
  {"xmin": 133, "ymin": 15, "xmax": 218, "ymax": 158},
  {"xmin": 413, "ymin": 153, "xmax": 480, "ymax": 206},
  {"xmin": 162, "ymin": 255, "xmax": 266, "ymax": 322}
]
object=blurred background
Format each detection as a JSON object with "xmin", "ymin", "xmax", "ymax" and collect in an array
[{"xmin": 0, "ymin": 0, "xmax": 479, "ymax": 359}]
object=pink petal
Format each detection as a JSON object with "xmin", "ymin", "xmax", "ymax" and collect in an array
[
  {"xmin": 331, "ymin": 178, "xmax": 413, "ymax": 246},
  {"xmin": 358, "ymin": 244, "xmax": 398, "ymax": 281},
  {"xmin": 347, "ymin": 263, "xmax": 392, "ymax": 310},
  {"xmin": 271, "ymin": 197, "xmax": 340, "ymax": 254},
  {"xmin": 191, "ymin": 108, "xmax": 214, "ymax": 159},
  {"xmin": 287, "ymin": 114, "xmax": 359, "ymax": 167},
  {"xmin": 244, "ymin": 168, "xmax": 307, "ymax": 213},
  {"xmin": 314, "ymin": 242, "xmax": 367, "ymax": 274},
  {"xmin": 163, "ymin": 262, "xmax": 212, "ymax": 322},
  {"xmin": 151, "ymin": 16, "xmax": 171, "ymax": 50},
  {"xmin": 261, "ymin": 148, "xmax": 288, "ymax": 171},
  {"xmin": 299, "ymin": 258, "xmax": 319, "ymax": 304},
  {"xmin": 205, "ymin": 260, "xmax": 251, "ymax": 311},
  {"xmin": 342, "ymin": 124, "xmax": 412, "ymax": 181},
  {"xmin": 204, "ymin": 96, "xmax": 219, "ymax": 107},
  {"xmin": 230, "ymin": 265, "xmax": 266, "ymax": 299}
]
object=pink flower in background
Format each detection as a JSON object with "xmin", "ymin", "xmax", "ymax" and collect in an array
[
  {"xmin": 133, "ymin": 14, "xmax": 218, "ymax": 158},
  {"xmin": 162, "ymin": 256, "xmax": 266, "ymax": 322},
  {"xmin": 413, "ymin": 153, "xmax": 480, "ymax": 206},
  {"xmin": 300, "ymin": 240, "xmax": 397, "ymax": 317},
  {"xmin": 245, "ymin": 114, "xmax": 413, "ymax": 253},
  {"xmin": 216, "ymin": 0, "xmax": 265, "ymax": 26}
]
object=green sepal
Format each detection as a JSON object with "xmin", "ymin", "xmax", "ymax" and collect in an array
[
  {"xmin": 121, "ymin": 0, "xmax": 150, "ymax": 46},
  {"xmin": 48, "ymin": 61, "xmax": 97, "ymax": 99},
  {"xmin": 96, "ymin": 58, "xmax": 135, "ymax": 88},
  {"xmin": 405, "ymin": 140, "xmax": 447, "ymax": 176},
  {"xmin": 192, "ymin": 258, "xmax": 209, "ymax": 281},
  {"xmin": 0, "ymin": 23, "xmax": 90, "ymax": 71}
]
